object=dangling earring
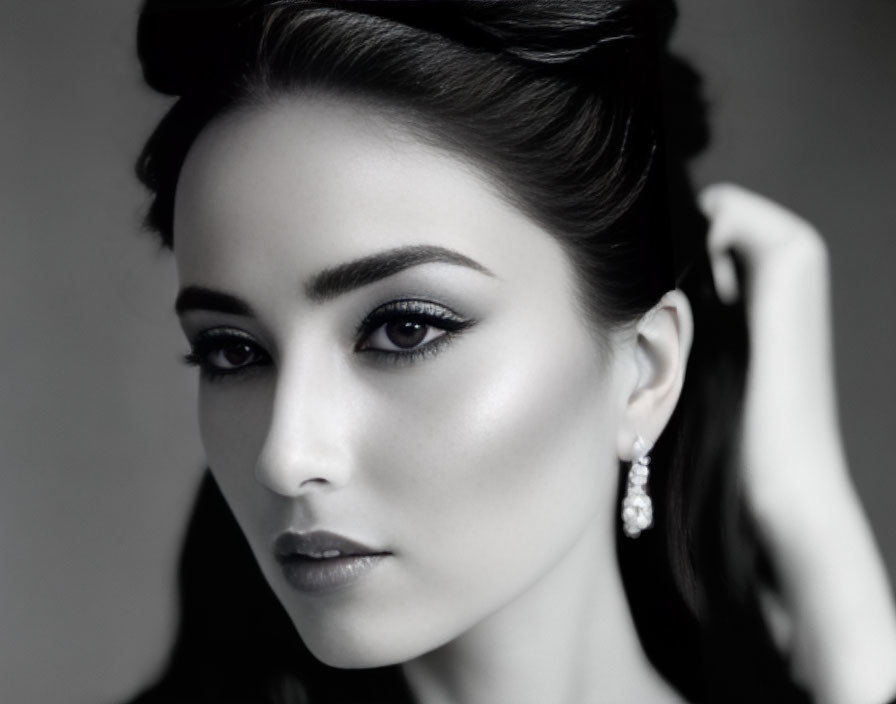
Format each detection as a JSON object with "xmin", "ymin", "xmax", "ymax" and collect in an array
[{"xmin": 621, "ymin": 435, "xmax": 653, "ymax": 538}]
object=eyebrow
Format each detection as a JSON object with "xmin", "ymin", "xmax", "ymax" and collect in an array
[
  {"xmin": 175, "ymin": 245, "xmax": 492, "ymax": 315},
  {"xmin": 175, "ymin": 287, "xmax": 254, "ymax": 317},
  {"xmin": 305, "ymin": 244, "xmax": 493, "ymax": 302}
]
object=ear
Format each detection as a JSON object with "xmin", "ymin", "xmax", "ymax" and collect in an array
[{"xmin": 616, "ymin": 290, "xmax": 694, "ymax": 460}]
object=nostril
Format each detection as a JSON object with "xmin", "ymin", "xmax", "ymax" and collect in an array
[{"xmin": 254, "ymin": 449, "xmax": 353, "ymax": 497}]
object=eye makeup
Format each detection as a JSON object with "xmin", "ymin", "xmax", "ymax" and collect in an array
[
  {"xmin": 355, "ymin": 298, "xmax": 476, "ymax": 365},
  {"xmin": 183, "ymin": 297, "xmax": 477, "ymax": 381},
  {"xmin": 183, "ymin": 327, "xmax": 271, "ymax": 382}
]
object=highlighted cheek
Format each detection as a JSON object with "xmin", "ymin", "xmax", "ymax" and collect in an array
[{"xmin": 364, "ymin": 334, "xmax": 613, "ymax": 537}]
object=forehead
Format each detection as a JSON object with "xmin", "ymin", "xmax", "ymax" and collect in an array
[{"xmin": 173, "ymin": 94, "xmax": 574, "ymax": 298}]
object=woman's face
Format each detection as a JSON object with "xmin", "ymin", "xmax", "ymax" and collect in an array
[{"xmin": 174, "ymin": 95, "xmax": 633, "ymax": 667}]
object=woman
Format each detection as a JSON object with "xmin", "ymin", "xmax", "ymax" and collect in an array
[{"xmin": 127, "ymin": 1, "xmax": 896, "ymax": 702}]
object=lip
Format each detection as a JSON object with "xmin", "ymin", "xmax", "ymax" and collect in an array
[{"xmin": 273, "ymin": 530, "xmax": 390, "ymax": 595}]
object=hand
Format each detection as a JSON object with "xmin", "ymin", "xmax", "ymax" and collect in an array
[
  {"xmin": 702, "ymin": 183, "xmax": 840, "ymax": 514},
  {"xmin": 699, "ymin": 183, "xmax": 896, "ymax": 704}
]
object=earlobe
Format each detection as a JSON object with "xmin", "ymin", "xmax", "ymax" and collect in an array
[{"xmin": 617, "ymin": 290, "xmax": 694, "ymax": 459}]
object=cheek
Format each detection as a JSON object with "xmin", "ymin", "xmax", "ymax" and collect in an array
[
  {"xmin": 359, "ymin": 323, "xmax": 621, "ymax": 601},
  {"xmin": 192, "ymin": 314, "xmax": 624, "ymax": 661}
]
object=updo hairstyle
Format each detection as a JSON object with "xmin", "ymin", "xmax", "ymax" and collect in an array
[{"xmin": 131, "ymin": 2, "xmax": 808, "ymax": 702}]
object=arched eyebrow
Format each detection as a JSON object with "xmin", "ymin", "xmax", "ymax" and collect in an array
[
  {"xmin": 175, "ymin": 245, "xmax": 493, "ymax": 316},
  {"xmin": 175, "ymin": 287, "xmax": 254, "ymax": 317},
  {"xmin": 304, "ymin": 244, "xmax": 494, "ymax": 302}
]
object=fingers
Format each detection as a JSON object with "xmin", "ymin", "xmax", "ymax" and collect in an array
[
  {"xmin": 698, "ymin": 183, "xmax": 828, "ymax": 305},
  {"xmin": 699, "ymin": 182, "xmax": 819, "ymax": 251},
  {"xmin": 707, "ymin": 243, "xmax": 740, "ymax": 305}
]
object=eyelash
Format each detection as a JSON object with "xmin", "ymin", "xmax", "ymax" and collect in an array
[
  {"xmin": 183, "ymin": 329, "xmax": 270, "ymax": 382},
  {"xmin": 355, "ymin": 299, "xmax": 475, "ymax": 365},
  {"xmin": 183, "ymin": 299, "xmax": 475, "ymax": 380}
]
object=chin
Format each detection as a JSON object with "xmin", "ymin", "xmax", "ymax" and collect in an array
[
  {"xmin": 306, "ymin": 642, "xmax": 399, "ymax": 670},
  {"xmin": 283, "ymin": 604, "xmax": 452, "ymax": 670},
  {"xmin": 294, "ymin": 619, "xmax": 426, "ymax": 669}
]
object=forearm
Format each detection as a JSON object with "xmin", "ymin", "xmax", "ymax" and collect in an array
[
  {"xmin": 757, "ymin": 457, "xmax": 896, "ymax": 704},
  {"xmin": 698, "ymin": 185, "xmax": 896, "ymax": 704}
]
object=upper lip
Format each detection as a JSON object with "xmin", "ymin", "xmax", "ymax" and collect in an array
[{"xmin": 273, "ymin": 530, "xmax": 388, "ymax": 561}]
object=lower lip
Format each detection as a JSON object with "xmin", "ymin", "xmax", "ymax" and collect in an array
[{"xmin": 278, "ymin": 554, "xmax": 388, "ymax": 594}]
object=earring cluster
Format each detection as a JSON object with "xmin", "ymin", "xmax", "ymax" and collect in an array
[{"xmin": 621, "ymin": 435, "xmax": 653, "ymax": 538}]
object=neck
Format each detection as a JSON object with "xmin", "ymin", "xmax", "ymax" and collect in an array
[{"xmin": 401, "ymin": 516, "xmax": 686, "ymax": 704}]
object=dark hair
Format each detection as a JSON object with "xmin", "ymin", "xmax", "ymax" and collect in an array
[{"xmin": 130, "ymin": 2, "xmax": 808, "ymax": 702}]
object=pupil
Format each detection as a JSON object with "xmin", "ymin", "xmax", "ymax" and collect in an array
[
  {"xmin": 386, "ymin": 320, "xmax": 427, "ymax": 348},
  {"xmin": 223, "ymin": 344, "xmax": 253, "ymax": 367}
]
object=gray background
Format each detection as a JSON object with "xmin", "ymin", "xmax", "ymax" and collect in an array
[{"xmin": 1, "ymin": 1, "xmax": 893, "ymax": 702}]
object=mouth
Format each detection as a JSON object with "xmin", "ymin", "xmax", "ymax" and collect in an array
[{"xmin": 273, "ymin": 530, "xmax": 391, "ymax": 594}]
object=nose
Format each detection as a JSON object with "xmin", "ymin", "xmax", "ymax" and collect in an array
[{"xmin": 254, "ymin": 349, "xmax": 355, "ymax": 497}]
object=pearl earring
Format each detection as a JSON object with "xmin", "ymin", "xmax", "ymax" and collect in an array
[{"xmin": 621, "ymin": 435, "xmax": 653, "ymax": 538}]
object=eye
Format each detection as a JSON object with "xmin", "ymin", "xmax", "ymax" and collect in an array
[
  {"xmin": 184, "ymin": 329, "xmax": 270, "ymax": 380},
  {"xmin": 356, "ymin": 299, "xmax": 475, "ymax": 360},
  {"xmin": 363, "ymin": 318, "xmax": 448, "ymax": 351}
]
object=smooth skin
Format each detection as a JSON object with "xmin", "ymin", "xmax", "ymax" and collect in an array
[
  {"xmin": 174, "ymin": 95, "xmax": 689, "ymax": 704},
  {"xmin": 173, "ymin": 94, "xmax": 896, "ymax": 704}
]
